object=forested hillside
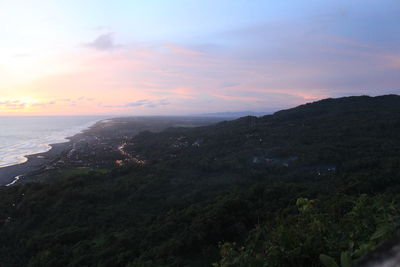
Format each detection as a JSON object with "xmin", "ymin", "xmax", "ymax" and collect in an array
[{"xmin": 1, "ymin": 95, "xmax": 400, "ymax": 266}]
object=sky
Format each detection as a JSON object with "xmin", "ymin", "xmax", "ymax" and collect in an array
[{"xmin": 0, "ymin": 0, "xmax": 399, "ymax": 115}]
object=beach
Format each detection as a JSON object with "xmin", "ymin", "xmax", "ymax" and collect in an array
[
  {"xmin": 0, "ymin": 118, "xmax": 122, "ymax": 186},
  {"xmin": 0, "ymin": 116, "xmax": 224, "ymax": 186},
  {"xmin": 0, "ymin": 141, "xmax": 73, "ymax": 186}
]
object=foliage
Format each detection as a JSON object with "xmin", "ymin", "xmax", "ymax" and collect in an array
[{"xmin": 1, "ymin": 95, "xmax": 400, "ymax": 266}]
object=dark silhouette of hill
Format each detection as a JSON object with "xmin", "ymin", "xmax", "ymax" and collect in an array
[{"xmin": 1, "ymin": 95, "xmax": 400, "ymax": 267}]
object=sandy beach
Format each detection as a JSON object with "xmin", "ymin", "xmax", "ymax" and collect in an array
[
  {"xmin": 0, "ymin": 141, "xmax": 73, "ymax": 186},
  {"xmin": 0, "ymin": 118, "xmax": 111, "ymax": 186},
  {"xmin": 0, "ymin": 116, "xmax": 222, "ymax": 186}
]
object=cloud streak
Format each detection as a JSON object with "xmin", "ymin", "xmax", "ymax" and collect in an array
[
  {"xmin": 2, "ymin": 1, "xmax": 399, "ymax": 115},
  {"xmin": 0, "ymin": 100, "xmax": 26, "ymax": 110},
  {"xmin": 104, "ymin": 99, "xmax": 170, "ymax": 109},
  {"xmin": 0, "ymin": 100, "xmax": 57, "ymax": 110}
]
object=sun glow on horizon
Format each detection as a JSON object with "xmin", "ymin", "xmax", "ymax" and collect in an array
[{"xmin": 0, "ymin": 1, "xmax": 399, "ymax": 115}]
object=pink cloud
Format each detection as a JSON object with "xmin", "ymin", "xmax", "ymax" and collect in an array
[{"xmin": 14, "ymin": 30, "xmax": 399, "ymax": 116}]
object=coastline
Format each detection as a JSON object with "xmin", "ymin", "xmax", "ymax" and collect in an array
[
  {"xmin": 0, "ymin": 116, "xmax": 222, "ymax": 186},
  {"xmin": 0, "ymin": 119, "xmax": 106, "ymax": 186},
  {"xmin": 0, "ymin": 141, "xmax": 73, "ymax": 186}
]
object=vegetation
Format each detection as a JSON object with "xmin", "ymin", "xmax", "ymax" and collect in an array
[{"xmin": 1, "ymin": 95, "xmax": 400, "ymax": 266}]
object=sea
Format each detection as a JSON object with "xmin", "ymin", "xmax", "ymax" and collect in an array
[{"xmin": 0, "ymin": 116, "xmax": 108, "ymax": 168}]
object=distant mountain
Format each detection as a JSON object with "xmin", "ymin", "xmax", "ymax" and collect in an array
[{"xmin": 195, "ymin": 110, "xmax": 274, "ymax": 118}]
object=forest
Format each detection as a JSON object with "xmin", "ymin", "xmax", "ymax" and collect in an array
[{"xmin": 1, "ymin": 95, "xmax": 400, "ymax": 266}]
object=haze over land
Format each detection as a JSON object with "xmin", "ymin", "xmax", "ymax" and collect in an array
[
  {"xmin": 2, "ymin": 95, "xmax": 400, "ymax": 266},
  {"xmin": 1, "ymin": 0, "xmax": 399, "ymax": 116},
  {"xmin": 2, "ymin": 1, "xmax": 400, "ymax": 266}
]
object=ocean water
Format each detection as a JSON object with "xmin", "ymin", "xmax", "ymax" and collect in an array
[{"xmin": 0, "ymin": 116, "xmax": 107, "ymax": 168}]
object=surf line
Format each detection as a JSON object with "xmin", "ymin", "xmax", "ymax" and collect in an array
[{"xmin": 6, "ymin": 175, "xmax": 23, "ymax": 187}]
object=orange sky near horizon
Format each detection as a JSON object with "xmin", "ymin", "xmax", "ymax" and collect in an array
[
  {"xmin": 1, "ymin": 1, "xmax": 399, "ymax": 116},
  {"xmin": 1, "ymin": 43, "xmax": 327, "ymax": 116}
]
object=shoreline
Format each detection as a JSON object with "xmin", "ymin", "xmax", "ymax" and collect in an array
[
  {"xmin": 0, "ymin": 141, "xmax": 73, "ymax": 186},
  {"xmin": 0, "ymin": 116, "xmax": 222, "ymax": 186},
  {"xmin": 0, "ymin": 119, "xmax": 106, "ymax": 186}
]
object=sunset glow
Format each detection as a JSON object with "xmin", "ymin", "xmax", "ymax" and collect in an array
[{"xmin": 1, "ymin": 0, "xmax": 399, "ymax": 115}]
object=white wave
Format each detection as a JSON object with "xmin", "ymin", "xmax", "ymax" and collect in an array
[{"xmin": 0, "ymin": 118, "xmax": 102, "ymax": 169}]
